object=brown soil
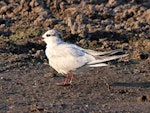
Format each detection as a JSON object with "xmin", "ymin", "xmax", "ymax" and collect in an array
[{"xmin": 0, "ymin": 0, "xmax": 150, "ymax": 112}]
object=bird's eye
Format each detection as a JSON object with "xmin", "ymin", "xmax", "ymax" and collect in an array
[
  {"xmin": 46, "ymin": 34, "xmax": 51, "ymax": 37},
  {"xmin": 46, "ymin": 34, "xmax": 55, "ymax": 37}
]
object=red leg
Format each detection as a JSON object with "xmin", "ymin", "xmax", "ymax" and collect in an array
[
  {"xmin": 56, "ymin": 74, "xmax": 71, "ymax": 86},
  {"xmin": 69, "ymin": 74, "xmax": 74, "ymax": 84}
]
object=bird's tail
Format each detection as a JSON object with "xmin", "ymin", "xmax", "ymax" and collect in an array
[
  {"xmin": 88, "ymin": 63, "xmax": 109, "ymax": 67},
  {"xmin": 83, "ymin": 49, "xmax": 122, "ymax": 56},
  {"xmin": 87, "ymin": 54, "xmax": 128, "ymax": 67}
]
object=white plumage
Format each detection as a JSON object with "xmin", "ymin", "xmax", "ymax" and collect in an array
[{"xmin": 35, "ymin": 29, "xmax": 128, "ymax": 86}]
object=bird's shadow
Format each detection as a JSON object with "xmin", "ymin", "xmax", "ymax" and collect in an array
[{"xmin": 111, "ymin": 82, "xmax": 150, "ymax": 88}]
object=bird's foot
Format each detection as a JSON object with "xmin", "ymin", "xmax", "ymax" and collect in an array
[
  {"xmin": 56, "ymin": 74, "xmax": 74, "ymax": 86},
  {"xmin": 56, "ymin": 81, "xmax": 72, "ymax": 86}
]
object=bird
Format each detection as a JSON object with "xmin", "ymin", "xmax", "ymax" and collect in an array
[{"xmin": 34, "ymin": 29, "xmax": 128, "ymax": 86}]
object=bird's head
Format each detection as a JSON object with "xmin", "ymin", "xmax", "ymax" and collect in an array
[{"xmin": 34, "ymin": 29, "xmax": 63, "ymax": 44}]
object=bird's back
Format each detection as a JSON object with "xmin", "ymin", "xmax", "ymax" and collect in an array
[{"xmin": 45, "ymin": 43, "xmax": 95, "ymax": 74}]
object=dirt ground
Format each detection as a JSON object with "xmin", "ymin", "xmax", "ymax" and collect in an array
[
  {"xmin": 0, "ymin": 51, "xmax": 150, "ymax": 113},
  {"xmin": 0, "ymin": 0, "xmax": 150, "ymax": 113}
]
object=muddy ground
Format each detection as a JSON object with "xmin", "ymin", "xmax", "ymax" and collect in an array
[
  {"xmin": 0, "ymin": 51, "xmax": 150, "ymax": 113},
  {"xmin": 0, "ymin": 0, "xmax": 150, "ymax": 113}
]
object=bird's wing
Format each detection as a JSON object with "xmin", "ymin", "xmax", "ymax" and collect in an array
[
  {"xmin": 82, "ymin": 48, "xmax": 122, "ymax": 56},
  {"xmin": 48, "ymin": 43, "xmax": 128, "ymax": 74},
  {"xmin": 51, "ymin": 44, "xmax": 95, "ymax": 71},
  {"xmin": 68, "ymin": 44, "xmax": 128, "ymax": 66},
  {"xmin": 70, "ymin": 44, "xmax": 122, "ymax": 56},
  {"xmin": 60, "ymin": 44, "xmax": 128, "ymax": 66}
]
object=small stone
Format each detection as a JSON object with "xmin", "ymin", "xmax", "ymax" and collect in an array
[
  {"xmin": 0, "ymin": 6, "xmax": 8, "ymax": 14},
  {"xmin": 29, "ymin": 0, "xmax": 39, "ymax": 8},
  {"xmin": 147, "ymin": 95, "xmax": 150, "ymax": 102},
  {"xmin": 81, "ymin": 1, "xmax": 87, "ymax": 8},
  {"xmin": 105, "ymin": 25, "xmax": 113, "ymax": 31},
  {"xmin": 67, "ymin": 17, "xmax": 74, "ymax": 27},
  {"xmin": 43, "ymin": 19, "xmax": 58, "ymax": 27},
  {"xmin": 79, "ymin": 39, "xmax": 85, "ymax": 45},
  {"xmin": 114, "ymin": 24, "xmax": 121, "ymax": 29},
  {"xmin": 107, "ymin": 0, "xmax": 122, "ymax": 7},
  {"xmin": 70, "ymin": 22, "xmax": 78, "ymax": 34},
  {"xmin": 88, "ymin": 5, "xmax": 95, "ymax": 13},
  {"xmin": 0, "ymin": 1, "xmax": 7, "ymax": 6},
  {"xmin": 89, "ymin": 40, "xmax": 98, "ymax": 47},
  {"xmin": 140, "ymin": 53, "xmax": 148, "ymax": 60},
  {"xmin": 44, "ymin": 73, "xmax": 55, "ymax": 77},
  {"xmin": 34, "ymin": 50, "xmax": 45, "ymax": 58},
  {"xmin": 60, "ymin": 2, "xmax": 65, "ymax": 11},
  {"xmin": 137, "ymin": 95, "xmax": 150, "ymax": 102},
  {"xmin": 76, "ymin": 14, "xmax": 84, "ymax": 24}
]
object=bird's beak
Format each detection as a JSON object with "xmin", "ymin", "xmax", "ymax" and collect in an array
[{"xmin": 34, "ymin": 37, "xmax": 44, "ymax": 41}]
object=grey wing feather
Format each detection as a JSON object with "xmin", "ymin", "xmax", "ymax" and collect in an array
[
  {"xmin": 88, "ymin": 54, "xmax": 128, "ymax": 65},
  {"xmin": 60, "ymin": 44, "xmax": 128, "ymax": 69},
  {"xmin": 82, "ymin": 49, "xmax": 122, "ymax": 56}
]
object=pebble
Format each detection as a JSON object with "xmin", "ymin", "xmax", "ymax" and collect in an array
[{"xmin": 137, "ymin": 95, "xmax": 150, "ymax": 102}]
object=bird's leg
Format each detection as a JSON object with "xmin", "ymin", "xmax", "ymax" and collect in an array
[
  {"xmin": 69, "ymin": 74, "xmax": 74, "ymax": 84},
  {"xmin": 56, "ymin": 74, "xmax": 71, "ymax": 86},
  {"xmin": 64, "ymin": 74, "xmax": 69, "ymax": 84}
]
